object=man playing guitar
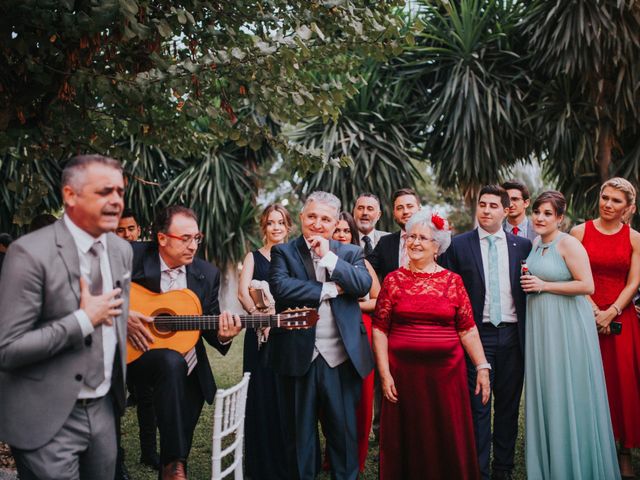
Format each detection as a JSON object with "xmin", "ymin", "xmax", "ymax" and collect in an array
[{"xmin": 126, "ymin": 205, "xmax": 241, "ymax": 480}]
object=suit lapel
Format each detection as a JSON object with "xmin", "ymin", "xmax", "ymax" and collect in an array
[
  {"xmin": 55, "ymin": 220, "xmax": 81, "ymax": 302},
  {"xmin": 470, "ymin": 229, "xmax": 485, "ymax": 284},
  {"xmin": 106, "ymin": 233, "xmax": 122, "ymax": 289},
  {"xmin": 506, "ymin": 234, "xmax": 520, "ymax": 292},
  {"xmin": 391, "ymin": 231, "xmax": 400, "ymax": 269},
  {"xmin": 295, "ymin": 236, "xmax": 317, "ymax": 280},
  {"xmin": 143, "ymin": 247, "xmax": 162, "ymax": 293},
  {"xmin": 186, "ymin": 262, "xmax": 206, "ymax": 299}
]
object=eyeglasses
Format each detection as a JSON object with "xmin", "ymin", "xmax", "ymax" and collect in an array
[
  {"xmin": 164, "ymin": 232, "xmax": 205, "ymax": 245},
  {"xmin": 406, "ymin": 234, "xmax": 436, "ymax": 244}
]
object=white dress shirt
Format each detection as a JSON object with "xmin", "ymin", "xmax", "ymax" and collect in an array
[
  {"xmin": 305, "ymin": 239, "xmax": 348, "ymax": 366},
  {"xmin": 504, "ymin": 217, "xmax": 531, "ymax": 239},
  {"xmin": 478, "ymin": 227, "xmax": 517, "ymax": 324},
  {"xmin": 159, "ymin": 255, "xmax": 199, "ymax": 374},
  {"xmin": 65, "ymin": 214, "xmax": 117, "ymax": 399}
]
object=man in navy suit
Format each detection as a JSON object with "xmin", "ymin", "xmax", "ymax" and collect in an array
[
  {"xmin": 439, "ymin": 185, "xmax": 531, "ymax": 480},
  {"xmin": 125, "ymin": 206, "xmax": 242, "ymax": 480},
  {"xmin": 268, "ymin": 191, "xmax": 373, "ymax": 480}
]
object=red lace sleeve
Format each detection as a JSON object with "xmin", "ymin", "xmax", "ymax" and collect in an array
[
  {"xmin": 449, "ymin": 272, "xmax": 476, "ymax": 332},
  {"xmin": 372, "ymin": 273, "xmax": 399, "ymax": 335}
]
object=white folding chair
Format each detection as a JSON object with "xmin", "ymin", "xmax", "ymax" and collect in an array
[{"xmin": 211, "ymin": 372, "xmax": 251, "ymax": 480}]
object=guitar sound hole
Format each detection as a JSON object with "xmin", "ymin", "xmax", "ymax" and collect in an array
[{"xmin": 151, "ymin": 312, "xmax": 174, "ymax": 337}]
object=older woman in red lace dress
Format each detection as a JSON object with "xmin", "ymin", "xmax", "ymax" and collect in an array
[{"xmin": 373, "ymin": 209, "xmax": 490, "ymax": 480}]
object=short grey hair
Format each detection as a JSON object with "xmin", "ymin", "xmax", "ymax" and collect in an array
[
  {"xmin": 405, "ymin": 208, "xmax": 451, "ymax": 255},
  {"xmin": 61, "ymin": 154, "xmax": 123, "ymax": 191},
  {"xmin": 303, "ymin": 191, "xmax": 341, "ymax": 219}
]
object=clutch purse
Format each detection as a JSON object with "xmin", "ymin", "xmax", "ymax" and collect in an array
[{"xmin": 249, "ymin": 287, "xmax": 270, "ymax": 310}]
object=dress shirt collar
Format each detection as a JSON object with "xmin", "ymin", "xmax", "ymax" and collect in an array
[
  {"xmin": 505, "ymin": 218, "xmax": 528, "ymax": 234},
  {"xmin": 159, "ymin": 254, "xmax": 186, "ymax": 275},
  {"xmin": 63, "ymin": 214, "xmax": 107, "ymax": 254},
  {"xmin": 478, "ymin": 226, "xmax": 506, "ymax": 242}
]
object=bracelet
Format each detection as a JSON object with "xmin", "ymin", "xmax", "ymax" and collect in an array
[
  {"xmin": 475, "ymin": 363, "xmax": 491, "ymax": 371},
  {"xmin": 612, "ymin": 304, "xmax": 622, "ymax": 316}
]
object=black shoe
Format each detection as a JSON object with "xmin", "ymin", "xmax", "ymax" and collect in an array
[
  {"xmin": 141, "ymin": 452, "xmax": 161, "ymax": 471},
  {"xmin": 114, "ymin": 457, "xmax": 131, "ymax": 480}
]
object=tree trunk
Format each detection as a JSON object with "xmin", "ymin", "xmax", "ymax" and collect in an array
[
  {"xmin": 464, "ymin": 183, "xmax": 480, "ymax": 227},
  {"xmin": 597, "ymin": 120, "xmax": 613, "ymax": 182}
]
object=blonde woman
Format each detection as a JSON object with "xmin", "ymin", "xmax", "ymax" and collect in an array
[
  {"xmin": 238, "ymin": 204, "xmax": 292, "ymax": 480},
  {"xmin": 571, "ymin": 178, "xmax": 640, "ymax": 479}
]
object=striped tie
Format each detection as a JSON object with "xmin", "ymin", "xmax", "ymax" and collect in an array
[{"xmin": 166, "ymin": 268, "xmax": 198, "ymax": 374}]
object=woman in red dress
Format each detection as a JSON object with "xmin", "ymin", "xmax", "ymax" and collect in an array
[
  {"xmin": 373, "ymin": 209, "xmax": 490, "ymax": 480},
  {"xmin": 571, "ymin": 177, "xmax": 640, "ymax": 479}
]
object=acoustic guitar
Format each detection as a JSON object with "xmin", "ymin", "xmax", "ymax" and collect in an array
[{"xmin": 127, "ymin": 282, "xmax": 318, "ymax": 364}]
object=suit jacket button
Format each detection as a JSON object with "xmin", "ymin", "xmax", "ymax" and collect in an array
[
  {"xmin": 75, "ymin": 374, "xmax": 83, "ymax": 382},
  {"xmin": 85, "ymin": 336, "xmax": 92, "ymax": 346}
]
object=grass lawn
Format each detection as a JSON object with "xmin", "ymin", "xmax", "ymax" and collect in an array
[{"xmin": 122, "ymin": 331, "xmax": 639, "ymax": 479}]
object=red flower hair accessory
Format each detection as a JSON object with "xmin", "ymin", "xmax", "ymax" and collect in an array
[{"xmin": 431, "ymin": 212, "xmax": 446, "ymax": 230}]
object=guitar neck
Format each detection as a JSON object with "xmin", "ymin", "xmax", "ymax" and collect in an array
[{"xmin": 153, "ymin": 314, "xmax": 277, "ymax": 331}]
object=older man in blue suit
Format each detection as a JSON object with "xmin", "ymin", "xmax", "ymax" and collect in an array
[
  {"xmin": 268, "ymin": 191, "xmax": 373, "ymax": 480},
  {"xmin": 440, "ymin": 185, "xmax": 531, "ymax": 480}
]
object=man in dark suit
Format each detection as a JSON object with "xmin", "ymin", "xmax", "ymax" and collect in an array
[
  {"xmin": 368, "ymin": 187, "xmax": 421, "ymax": 282},
  {"xmin": 0, "ymin": 155, "xmax": 131, "ymax": 480},
  {"xmin": 439, "ymin": 185, "xmax": 531, "ymax": 480},
  {"xmin": 268, "ymin": 191, "xmax": 373, "ymax": 480},
  {"xmin": 125, "ymin": 205, "xmax": 241, "ymax": 480},
  {"xmin": 352, "ymin": 193, "xmax": 388, "ymax": 255}
]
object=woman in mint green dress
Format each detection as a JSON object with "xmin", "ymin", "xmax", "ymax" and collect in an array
[{"xmin": 520, "ymin": 191, "xmax": 619, "ymax": 480}]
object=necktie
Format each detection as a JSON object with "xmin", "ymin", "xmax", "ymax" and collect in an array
[
  {"xmin": 85, "ymin": 241, "xmax": 105, "ymax": 389},
  {"xmin": 512, "ymin": 226, "xmax": 520, "ymax": 236},
  {"xmin": 362, "ymin": 235, "xmax": 373, "ymax": 256},
  {"xmin": 399, "ymin": 232, "xmax": 408, "ymax": 268},
  {"xmin": 165, "ymin": 268, "xmax": 181, "ymax": 291},
  {"xmin": 165, "ymin": 268, "xmax": 198, "ymax": 373},
  {"xmin": 487, "ymin": 235, "xmax": 502, "ymax": 327},
  {"xmin": 310, "ymin": 249, "xmax": 325, "ymax": 281}
]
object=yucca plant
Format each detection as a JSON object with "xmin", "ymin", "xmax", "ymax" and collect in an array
[
  {"xmin": 288, "ymin": 61, "xmax": 422, "ymax": 229},
  {"xmin": 156, "ymin": 143, "xmax": 261, "ymax": 265},
  {"xmin": 523, "ymin": 0, "xmax": 640, "ymax": 219},
  {"xmin": 401, "ymin": 0, "xmax": 534, "ymax": 206}
]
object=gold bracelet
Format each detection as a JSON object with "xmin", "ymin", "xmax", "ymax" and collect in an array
[{"xmin": 612, "ymin": 304, "xmax": 622, "ymax": 316}]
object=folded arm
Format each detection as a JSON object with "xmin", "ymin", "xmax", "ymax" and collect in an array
[
  {"xmin": 269, "ymin": 245, "xmax": 323, "ymax": 306},
  {"xmin": 326, "ymin": 249, "xmax": 372, "ymax": 298}
]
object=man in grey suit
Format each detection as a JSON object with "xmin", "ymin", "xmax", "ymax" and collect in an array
[
  {"xmin": 0, "ymin": 155, "xmax": 132, "ymax": 480},
  {"xmin": 502, "ymin": 180, "xmax": 537, "ymax": 242},
  {"xmin": 352, "ymin": 193, "xmax": 388, "ymax": 256}
]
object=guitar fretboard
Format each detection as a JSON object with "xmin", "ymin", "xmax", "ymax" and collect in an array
[{"xmin": 153, "ymin": 314, "xmax": 279, "ymax": 331}]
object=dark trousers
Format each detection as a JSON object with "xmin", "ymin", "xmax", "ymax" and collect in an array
[
  {"xmin": 124, "ymin": 374, "xmax": 158, "ymax": 460},
  {"xmin": 467, "ymin": 324, "xmax": 524, "ymax": 480},
  {"xmin": 278, "ymin": 356, "xmax": 361, "ymax": 480},
  {"xmin": 128, "ymin": 349, "xmax": 204, "ymax": 465},
  {"xmin": 135, "ymin": 384, "xmax": 158, "ymax": 458}
]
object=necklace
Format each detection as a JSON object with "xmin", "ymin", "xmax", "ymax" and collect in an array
[{"xmin": 409, "ymin": 262, "xmax": 440, "ymax": 275}]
